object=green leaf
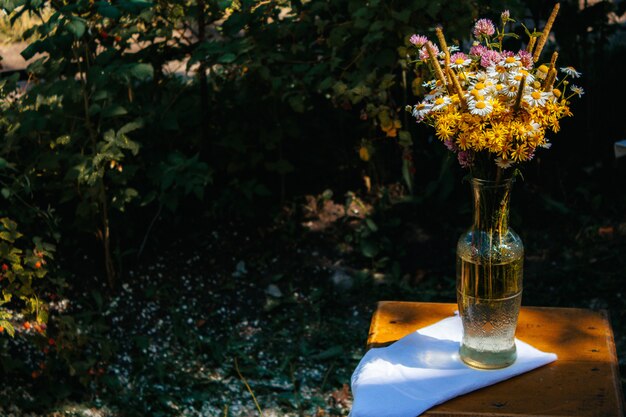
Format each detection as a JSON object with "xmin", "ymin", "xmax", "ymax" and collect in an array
[
  {"xmin": 97, "ymin": 4, "xmax": 121, "ymax": 19},
  {"xmin": 0, "ymin": 320, "xmax": 14, "ymax": 337},
  {"xmin": 117, "ymin": 0, "xmax": 153, "ymax": 13},
  {"xmin": 0, "ymin": 218, "xmax": 21, "ymax": 243},
  {"xmin": 0, "ymin": 1, "xmax": 18, "ymax": 13},
  {"xmin": 50, "ymin": 134, "xmax": 71, "ymax": 149},
  {"xmin": 66, "ymin": 17, "xmax": 86, "ymax": 38},
  {"xmin": 92, "ymin": 90, "xmax": 109, "ymax": 101},
  {"xmin": 117, "ymin": 134, "xmax": 140, "ymax": 155},
  {"xmin": 20, "ymin": 40, "xmax": 44, "ymax": 60},
  {"xmin": 365, "ymin": 218, "xmax": 378, "ymax": 232},
  {"xmin": 101, "ymin": 105, "xmax": 128, "ymax": 118},
  {"xmin": 129, "ymin": 63, "xmax": 154, "ymax": 80},
  {"xmin": 360, "ymin": 239, "xmax": 379, "ymax": 258},
  {"xmin": 118, "ymin": 120, "xmax": 143, "ymax": 136},
  {"xmin": 391, "ymin": 9, "xmax": 411, "ymax": 23},
  {"xmin": 218, "ymin": 53, "xmax": 237, "ymax": 64},
  {"xmin": 398, "ymin": 131, "xmax": 412, "ymax": 147},
  {"xmin": 288, "ymin": 95, "xmax": 305, "ymax": 113}
]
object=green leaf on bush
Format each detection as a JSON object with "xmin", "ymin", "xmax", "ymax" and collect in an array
[
  {"xmin": 0, "ymin": 320, "xmax": 14, "ymax": 337},
  {"xmin": 101, "ymin": 105, "xmax": 128, "ymax": 118},
  {"xmin": 129, "ymin": 63, "xmax": 154, "ymax": 80},
  {"xmin": 0, "ymin": 218, "xmax": 22, "ymax": 243},
  {"xmin": 20, "ymin": 40, "xmax": 44, "ymax": 60},
  {"xmin": 360, "ymin": 239, "xmax": 379, "ymax": 258},
  {"xmin": 391, "ymin": 9, "xmax": 411, "ymax": 23},
  {"xmin": 218, "ymin": 53, "xmax": 237, "ymax": 64},
  {"xmin": 288, "ymin": 95, "xmax": 306, "ymax": 113},
  {"xmin": 365, "ymin": 218, "xmax": 378, "ymax": 232},
  {"xmin": 98, "ymin": 4, "xmax": 121, "ymax": 19},
  {"xmin": 0, "ymin": 0, "xmax": 18, "ymax": 13},
  {"xmin": 66, "ymin": 17, "xmax": 86, "ymax": 39},
  {"xmin": 50, "ymin": 135, "xmax": 71, "ymax": 149},
  {"xmin": 117, "ymin": 134, "xmax": 140, "ymax": 155},
  {"xmin": 117, "ymin": 0, "xmax": 154, "ymax": 13},
  {"xmin": 398, "ymin": 130, "xmax": 412, "ymax": 147},
  {"xmin": 118, "ymin": 120, "xmax": 143, "ymax": 136}
]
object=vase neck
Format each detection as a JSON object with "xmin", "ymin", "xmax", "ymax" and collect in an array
[{"xmin": 470, "ymin": 177, "xmax": 514, "ymax": 233}]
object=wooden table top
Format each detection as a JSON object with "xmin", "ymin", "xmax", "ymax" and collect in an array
[{"xmin": 366, "ymin": 301, "xmax": 624, "ymax": 417}]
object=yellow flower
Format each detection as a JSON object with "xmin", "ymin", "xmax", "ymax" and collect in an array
[
  {"xmin": 536, "ymin": 64, "xmax": 549, "ymax": 79},
  {"xmin": 498, "ymin": 140, "xmax": 513, "ymax": 159},
  {"xmin": 437, "ymin": 111, "xmax": 461, "ymax": 128},
  {"xmin": 380, "ymin": 116, "xmax": 401, "ymax": 137},
  {"xmin": 359, "ymin": 146, "xmax": 371, "ymax": 161},
  {"xmin": 469, "ymin": 130, "xmax": 487, "ymax": 151},
  {"xmin": 511, "ymin": 143, "xmax": 529, "ymax": 162},
  {"xmin": 436, "ymin": 123, "xmax": 455, "ymax": 140},
  {"xmin": 456, "ymin": 133, "xmax": 470, "ymax": 150}
]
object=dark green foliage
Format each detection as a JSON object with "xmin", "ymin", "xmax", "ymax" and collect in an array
[{"xmin": 0, "ymin": 0, "xmax": 623, "ymax": 414}]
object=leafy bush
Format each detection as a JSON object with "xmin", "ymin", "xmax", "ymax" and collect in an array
[{"xmin": 0, "ymin": 217, "xmax": 54, "ymax": 336}]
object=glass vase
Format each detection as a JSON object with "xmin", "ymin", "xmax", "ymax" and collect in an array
[{"xmin": 456, "ymin": 176, "xmax": 524, "ymax": 369}]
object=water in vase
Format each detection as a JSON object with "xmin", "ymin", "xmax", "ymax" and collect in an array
[{"xmin": 456, "ymin": 254, "xmax": 523, "ymax": 369}]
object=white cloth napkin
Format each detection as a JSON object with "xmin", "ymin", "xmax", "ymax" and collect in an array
[{"xmin": 350, "ymin": 313, "xmax": 557, "ymax": 417}]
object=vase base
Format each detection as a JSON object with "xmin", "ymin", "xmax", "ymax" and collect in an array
[{"xmin": 459, "ymin": 344, "xmax": 517, "ymax": 369}]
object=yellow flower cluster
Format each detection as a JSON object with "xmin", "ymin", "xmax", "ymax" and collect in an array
[
  {"xmin": 407, "ymin": 4, "xmax": 582, "ymax": 169},
  {"xmin": 430, "ymin": 95, "xmax": 573, "ymax": 164}
]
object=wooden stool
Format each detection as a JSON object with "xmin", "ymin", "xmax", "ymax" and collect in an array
[{"xmin": 366, "ymin": 301, "xmax": 625, "ymax": 417}]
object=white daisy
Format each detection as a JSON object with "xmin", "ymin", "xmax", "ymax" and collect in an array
[
  {"xmin": 524, "ymin": 90, "xmax": 550, "ymax": 107},
  {"xmin": 493, "ymin": 83, "xmax": 508, "ymax": 96},
  {"xmin": 560, "ymin": 66, "xmax": 582, "ymax": 78},
  {"xmin": 570, "ymin": 85, "xmax": 585, "ymax": 97},
  {"xmin": 508, "ymin": 69, "xmax": 535, "ymax": 86},
  {"xmin": 450, "ymin": 57, "xmax": 472, "ymax": 69},
  {"xmin": 540, "ymin": 140, "xmax": 552, "ymax": 149},
  {"xmin": 501, "ymin": 55, "xmax": 521, "ymax": 68},
  {"xmin": 447, "ymin": 45, "xmax": 460, "ymax": 53},
  {"xmin": 424, "ymin": 87, "xmax": 445, "ymax": 102},
  {"xmin": 486, "ymin": 63, "xmax": 511, "ymax": 83},
  {"xmin": 502, "ymin": 83, "xmax": 520, "ymax": 98},
  {"xmin": 472, "ymin": 70, "xmax": 489, "ymax": 83},
  {"xmin": 468, "ymin": 99, "xmax": 493, "ymax": 116},
  {"xmin": 495, "ymin": 157, "xmax": 515, "ymax": 169},
  {"xmin": 412, "ymin": 102, "xmax": 432, "ymax": 120},
  {"xmin": 468, "ymin": 81, "xmax": 487, "ymax": 94},
  {"xmin": 526, "ymin": 121, "xmax": 542, "ymax": 136},
  {"xmin": 422, "ymin": 80, "xmax": 437, "ymax": 90},
  {"xmin": 431, "ymin": 96, "xmax": 452, "ymax": 111}
]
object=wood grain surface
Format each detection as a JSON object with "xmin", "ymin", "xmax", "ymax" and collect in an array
[{"xmin": 365, "ymin": 301, "xmax": 624, "ymax": 417}]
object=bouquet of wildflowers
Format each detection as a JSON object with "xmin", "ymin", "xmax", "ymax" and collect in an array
[{"xmin": 407, "ymin": 4, "xmax": 583, "ymax": 179}]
